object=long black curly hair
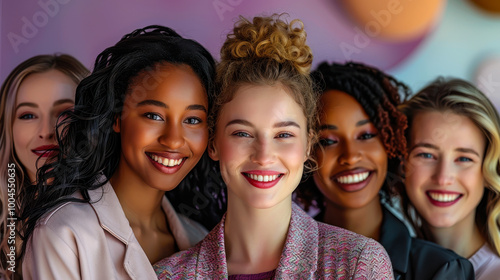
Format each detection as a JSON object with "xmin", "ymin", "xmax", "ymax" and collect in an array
[
  {"xmin": 20, "ymin": 25, "xmax": 226, "ymax": 256},
  {"xmin": 295, "ymin": 61, "xmax": 411, "ymax": 213}
]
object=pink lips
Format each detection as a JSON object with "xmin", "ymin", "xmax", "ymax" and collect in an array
[
  {"xmin": 242, "ymin": 170, "xmax": 283, "ymax": 189},
  {"xmin": 31, "ymin": 145, "xmax": 59, "ymax": 157},
  {"xmin": 426, "ymin": 190, "xmax": 463, "ymax": 207},
  {"xmin": 331, "ymin": 168, "xmax": 372, "ymax": 193}
]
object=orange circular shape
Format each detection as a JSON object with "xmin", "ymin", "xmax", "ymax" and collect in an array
[{"xmin": 341, "ymin": 0, "xmax": 446, "ymax": 41}]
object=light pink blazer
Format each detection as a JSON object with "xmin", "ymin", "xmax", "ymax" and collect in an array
[{"xmin": 22, "ymin": 181, "xmax": 207, "ymax": 280}]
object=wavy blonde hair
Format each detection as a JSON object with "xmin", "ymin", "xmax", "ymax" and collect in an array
[
  {"xmin": 0, "ymin": 54, "xmax": 88, "ymax": 279},
  {"xmin": 399, "ymin": 77, "xmax": 500, "ymax": 257},
  {"xmin": 211, "ymin": 14, "xmax": 318, "ymax": 170}
]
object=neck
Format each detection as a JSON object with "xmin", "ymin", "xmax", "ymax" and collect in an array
[
  {"xmin": 322, "ymin": 195, "xmax": 383, "ymax": 241},
  {"xmin": 224, "ymin": 193, "xmax": 292, "ymax": 275},
  {"xmin": 424, "ymin": 210, "xmax": 485, "ymax": 258},
  {"xmin": 109, "ymin": 166, "xmax": 165, "ymax": 229}
]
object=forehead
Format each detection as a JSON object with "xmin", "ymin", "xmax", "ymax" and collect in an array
[
  {"xmin": 16, "ymin": 69, "xmax": 76, "ymax": 104},
  {"xmin": 410, "ymin": 110, "xmax": 486, "ymax": 148},
  {"xmin": 219, "ymin": 84, "xmax": 306, "ymax": 125},
  {"xmin": 320, "ymin": 90, "xmax": 369, "ymax": 122}
]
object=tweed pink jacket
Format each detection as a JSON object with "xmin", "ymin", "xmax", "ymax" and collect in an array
[{"xmin": 154, "ymin": 203, "xmax": 394, "ymax": 279}]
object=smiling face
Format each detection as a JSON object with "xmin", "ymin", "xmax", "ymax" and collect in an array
[
  {"xmin": 313, "ymin": 90, "xmax": 387, "ymax": 210},
  {"xmin": 12, "ymin": 69, "xmax": 77, "ymax": 183},
  {"xmin": 113, "ymin": 63, "xmax": 208, "ymax": 192},
  {"xmin": 405, "ymin": 111, "xmax": 486, "ymax": 229},
  {"xmin": 209, "ymin": 84, "xmax": 309, "ymax": 209}
]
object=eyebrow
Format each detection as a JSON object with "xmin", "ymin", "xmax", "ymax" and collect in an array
[
  {"xmin": 137, "ymin": 100, "xmax": 207, "ymax": 112},
  {"xmin": 225, "ymin": 119, "xmax": 300, "ymax": 129},
  {"xmin": 411, "ymin": 143, "xmax": 481, "ymax": 157},
  {"xmin": 15, "ymin": 99, "xmax": 74, "ymax": 111},
  {"xmin": 319, "ymin": 119, "xmax": 370, "ymax": 131}
]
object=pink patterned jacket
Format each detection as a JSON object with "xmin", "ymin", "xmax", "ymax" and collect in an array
[{"xmin": 154, "ymin": 203, "xmax": 394, "ymax": 279}]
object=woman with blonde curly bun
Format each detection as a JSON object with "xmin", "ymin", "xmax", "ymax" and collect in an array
[{"xmin": 154, "ymin": 14, "xmax": 394, "ymax": 279}]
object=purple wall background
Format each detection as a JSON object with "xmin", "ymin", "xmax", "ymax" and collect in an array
[
  {"xmin": 2, "ymin": 0, "xmax": 500, "ymax": 98},
  {"xmin": 1, "ymin": 0, "xmax": 434, "ymax": 83}
]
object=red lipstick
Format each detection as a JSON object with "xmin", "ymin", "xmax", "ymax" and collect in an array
[
  {"xmin": 242, "ymin": 170, "xmax": 283, "ymax": 189},
  {"xmin": 426, "ymin": 190, "xmax": 463, "ymax": 207},
  {"xmin": 31, "ymin": 145, "xmax": 59, "ymax": 157}
]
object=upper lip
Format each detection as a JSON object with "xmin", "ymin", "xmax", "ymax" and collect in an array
[
  {"xmin": 146, "ymin": 152, "xmax": 187, "ymax": 160},
  {"xmin": 32, "ymin": 145, "xmax": 59, "ymax": 152},
  {"xmin": 242, "ymin": 170, "xmax": 284, "ymax": 175},
  {"xmin": 426, "ymin": 190, "xmax": 462, "ymax": 195}
]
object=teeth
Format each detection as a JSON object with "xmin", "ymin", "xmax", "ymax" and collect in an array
[
  {"xmin": 428, "ymin": 192, "xmax": 460, "ymax": 202},
  {"xmin": 150, "ymin": 154, "xmax": 183, "ymax": 167},
  {"xmin": 246, "ymin": 173, "xmax": 279, "ymax": 182},
  {"xmin": 336, "ymin": 172, "xmax": 369, "ymax": 184}
]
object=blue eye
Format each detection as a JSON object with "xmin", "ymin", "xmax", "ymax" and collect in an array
[
  {"xmin": 416, "ymin": 153, "xmax": 433, "ymax": 159},
  {"xmin": 359, "ymin": 133, "xmax": 376, "ymax": 140},
  {"xmin": 457, "ymin": 157, "xmax": 472, "ymax": 162},
  {"xmin": 277, "ymin": 132, "xmax": 293, "ymax": 138},
  {"xmin": 233, "ymin": 131, "xmax": 251, "ymax": 138},
  {"xmin": 319, "ymin": 138, "xmax": 337, "ymax": 146},
  {"xmin": 19, "ymin": 113, "xmax": 36, "ymax": 120},
  {"xmin": 144, "ymin": 113, "xmax": 163, "ymax": 121},
  {"xmin": 184, "ymin": 117, "xmax": 202, "ymax": 125}
]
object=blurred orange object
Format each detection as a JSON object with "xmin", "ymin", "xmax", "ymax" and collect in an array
[
  {"xmin": 341, "ymin": 0, "xmax": 446, "ymax": 41},
  {"xmin": 469, "ymin": 0, "xmax": 500, "ymax": 14}
]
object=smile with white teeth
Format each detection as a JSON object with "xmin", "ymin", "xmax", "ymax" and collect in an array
[
  {"xmin": 245, "ymin": 173, "xmax": 280, "ymax": 182},
  {"xmin": 428, "ymin": 192, "xmax": 461, "ymax": 202},
  {"xmin": 149, "ymin": 154, "xmax": 183, "ymax": 167},
  {"xmin": 335, "ymin": 172, "xmax": 370, "ymax": 184}
]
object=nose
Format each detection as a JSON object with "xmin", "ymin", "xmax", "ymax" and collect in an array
[
  {"xmin": 38, "ymin": 116, "xmax": 55, "ymax": 140},
  {"xmin": 159, "ymin": 122, "xmax": 184, "ymax": 150},
  {"xmin": 338, "ymin": 141, "xmax": 361, "ymax": 166},
  {"xmin": 251, "ymin": 137, "xmax": 275, "ymax": 166},
  {"xmin": 432, "ymin": 158, "xmax": 455, "ymax": 186}
]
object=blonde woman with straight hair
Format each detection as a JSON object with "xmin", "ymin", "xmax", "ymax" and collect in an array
[
  {"xmin": 400, "ymin": 78, "xmax": 500, "ymax": 280},
  {"xmin": 0, "ymin": 54, "xmax": 89, "ymax": 279}
]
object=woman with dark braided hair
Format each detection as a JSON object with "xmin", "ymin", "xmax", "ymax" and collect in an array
[
  {"xmin": 20, "ymin": 25, "xmax": 218, "ymax": 279},
  {"xmin": 296, "ymin": 62, "xmax": 474, "ymax": 279}
]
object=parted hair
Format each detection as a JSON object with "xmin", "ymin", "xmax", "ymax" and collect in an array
[
  {"xmin": 399, "ymin": 77, "xmax": 500, "ymax": 257},
  {"xmin": 0, "ymin": 54, "xmax": 88, "ymax": 279},
  {"xmin": 296, "ymin": 61, "xmax": 410, "ymax": 212},
  {"xmin": 210, "ymin": 14, "xmax": 318, "ymax": 171}
]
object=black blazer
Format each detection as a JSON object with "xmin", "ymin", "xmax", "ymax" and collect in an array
[{"xmin": 379, "ymin": 206, "xmax": 475, "ymax": 280}]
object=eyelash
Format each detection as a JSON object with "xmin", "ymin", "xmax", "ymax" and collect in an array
[
  {"xmin": 19, "ymin": 113, "xmax": 36, "ymax": 120},
  {"xmin": 358, "ymin": 132, "xmax": 377, "ymax": 140},
  {"xmin": 319, "ymin": 138, "xmax": 337, "ymax": 146},
  {"xmin": 144, "ymin": 113, "xmax": 202, "ymax": 125},
  {"xmin": 231, "ymin": 131, "xmax": 295, "ymax": 138}
]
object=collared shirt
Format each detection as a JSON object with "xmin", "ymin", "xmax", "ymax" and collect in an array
[
  {"xmin": 379, "ymin": 206, "xmax": 475, "ymax": 280},
  {"xmin": 23, "ymin": 181, "xmax": 207, "ymax": 280}
]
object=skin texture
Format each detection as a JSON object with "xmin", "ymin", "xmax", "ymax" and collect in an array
[
  {"xmin": 110, "ymin": 63, "xmax": 208, "ymax": 263},
  {"xmin": 209, "ymin": 84, "xmax": 309, "ymax": 275},
  {"xmin": 313, "ymin": 90, "xmax": 386, "ymax": 240},
  {"xmin": 405, "ymin": 110, "xmax": 486, "ymax": 257},
  {"xmin": 13, "ymin": 69, "xmax": 77, "ymax": 183}
]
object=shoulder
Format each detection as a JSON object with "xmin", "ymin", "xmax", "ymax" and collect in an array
[
  {"xmin": 317, "ymin": 222, "xmax": 377, "ymax": 251},
  {"xmin": 37, "ymin": 200, "xmax": 99, "ymax": 232},
  {"xmin": 153, "ymin": 241, "xmax": 201, "ymax": 279},
  {"xmin": 410, "ymin": 238, "xmax": 474, "ymax": 279}
]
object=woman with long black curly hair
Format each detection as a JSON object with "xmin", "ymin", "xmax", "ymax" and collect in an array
[{"xmin": 20, "ymin": 25, "xmax": 219, "ymax": 279}]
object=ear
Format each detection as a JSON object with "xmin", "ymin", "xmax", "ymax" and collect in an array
[
  {"xmin": 113, "ymin": 115, "xmax": 121, "ymax": 133},
  {"xmin": 208, "ymin": 141, "xmax": 219, "ymax": 161}
]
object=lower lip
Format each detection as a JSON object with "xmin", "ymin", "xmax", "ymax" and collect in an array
[
  {"xmin": 243, "ymin": 175, "xmax": 282, "ymax": 189},
  {"xmin": 147, "ymin": 155, "xmax": 185, "ymax": 174},
  {"xmin": 426, "ymin": 193, "xmax": 462, "ymax": 207},
  {"xmin": 333, "ymin": 172, "xmax": 373, "ymax": 192},
  {"xmin": 31, "ymin": 150, "xmax": 58, "ymax": 158}
]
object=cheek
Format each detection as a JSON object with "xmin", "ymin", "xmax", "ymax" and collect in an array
[
  {"xmin": 185, "ymin": 127, "xmax": 209, "ymax": 157},
  {"xmin": 12, "ymin": 121, "xmax": 32, "ymax": 150}
]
